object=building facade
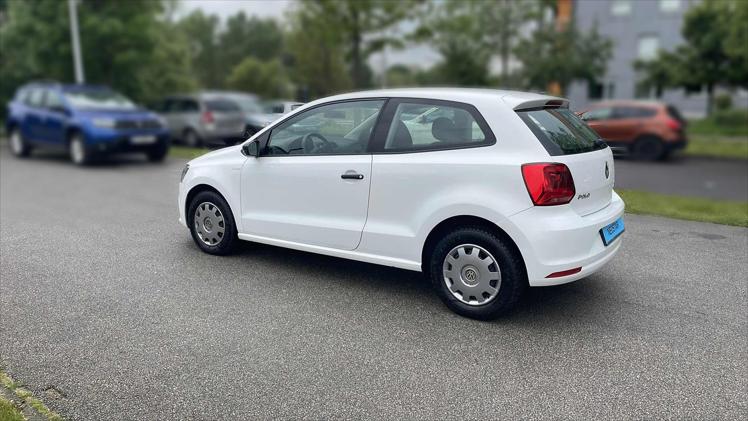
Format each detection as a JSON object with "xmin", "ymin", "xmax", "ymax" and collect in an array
[{"xmin": 566, "ymin": 0, "xmax": 739, "ymax": 117}]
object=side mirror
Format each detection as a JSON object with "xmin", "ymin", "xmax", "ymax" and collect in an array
[{"xmin": 242, "ymin": 140, "xmax": 259, "ymax": 157}]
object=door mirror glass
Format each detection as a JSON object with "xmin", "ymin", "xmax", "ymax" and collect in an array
[{"xmin": 242, "ymin": 140, "xmax": 259, "ymax": 157}]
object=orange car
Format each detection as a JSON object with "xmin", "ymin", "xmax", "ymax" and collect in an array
[{"xmin": 578, "ymin": 101, "xmax": 687, "ymax": 160}]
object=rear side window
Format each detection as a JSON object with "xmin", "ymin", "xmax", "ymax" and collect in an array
[
  {"xmin": 383, "ymin": 101, "xmax": 492, "ymax": 152},
  {"xmin": 517, "ymin": 108, "xmax": 608, "ymax": 156},
  {"xmin": 205, "ymin": 99, "xmax": 240, "ymax": 112}
]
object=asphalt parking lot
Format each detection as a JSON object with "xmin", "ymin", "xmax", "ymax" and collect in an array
[{"xmin": 1, "ymin": 148, "xmax": 746, "ymax": 420}]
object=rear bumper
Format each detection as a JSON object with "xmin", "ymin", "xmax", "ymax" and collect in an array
[
  {"xmin": 665, "ymin": 138, "xmax": 687, "ymax": 151},
  {"xmin": 509, "ymin": 191, "xmax": 625, "ymax": 286}
]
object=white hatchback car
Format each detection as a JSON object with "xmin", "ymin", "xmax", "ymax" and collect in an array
[{"xmin": 178, "ymin": 88, "xmax": 625, "ymax": 319}]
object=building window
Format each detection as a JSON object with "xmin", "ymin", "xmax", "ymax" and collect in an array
[
  {"xmin": 637, "ymin": 35, "xmax": 660, "ymax": 61},
  {"xmin": 611, "ymin": 0, "xmax": 632, "ymax": 16},
  {"xmin": 588, "ymin": 81, "xmax": 604, "ymax": 100},
  {"xmin": 659, "ymin": 0, "xmax": 680, "ymax": 13}
]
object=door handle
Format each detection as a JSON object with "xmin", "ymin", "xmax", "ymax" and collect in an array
[{"xmin": 341, "ymin": 172, "xmax": 364, "ymax": 180}]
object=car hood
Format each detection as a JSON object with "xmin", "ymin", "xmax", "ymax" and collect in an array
[{"xmin": 189, "ymin": 145, "xmax": 243, "ymax": 166}]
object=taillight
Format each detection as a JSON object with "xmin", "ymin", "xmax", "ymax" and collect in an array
[
  {"xmin": 665, "ymin": 118, "xmax": 681, "ymax": 131},
  {"xmin": 521, "ymin": 163, "xmax": 576, "ymax": 206},
  {"xmin": 201, "ymin": 111, "xmax": 214, "ymax": 124}
]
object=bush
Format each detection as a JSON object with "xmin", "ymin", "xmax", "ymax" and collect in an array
[
  {"xmin": 714, "ymin": 93, "xmax": 733, "ymax": 111},
  {"xmin": 688, "ymin": 109, "xmax": 748, "ymax": 137},
  {"xmin": 713, "ymin": 109, "xmax": 748, "ymax": 127}
]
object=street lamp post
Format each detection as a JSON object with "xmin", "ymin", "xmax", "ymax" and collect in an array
[{"xmin": 68, "ymin": 0, "xmax": 85, "ymax": 84}]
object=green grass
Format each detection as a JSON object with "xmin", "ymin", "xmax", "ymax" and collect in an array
[
  {"xmin": 0, "ymin": 396, "xmax": 25, "ymax": 421},
  {"xmin": 687, "ymin": 111, "xmax": 748, "ymax": 137},
  {"xmin": 684, "ymin": 134, "xmax": 748, "ymax": 160},
  {"xmin": 619, "ymin": 189, "xmax": 748, "ymax": 227},
  {"xmin": 0, "ymin": 371, "xmax": 62, "ymax": 421},
  {"xmin": 169, "ymin": 146, "xmax": 208, "ymax": 159}
]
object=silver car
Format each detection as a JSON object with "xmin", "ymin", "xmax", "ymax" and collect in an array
[{"xmin": 157, "ymin": 93, "xmax": 246, "ymax": 147}]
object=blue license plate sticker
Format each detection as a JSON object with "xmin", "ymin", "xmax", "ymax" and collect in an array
[{"xmin": 600, "ymin": 217, "xmax": 625, "ymax": 246}]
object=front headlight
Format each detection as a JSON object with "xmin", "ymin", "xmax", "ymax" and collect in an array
[
  {"xmin": 180, "ymin": 164, "xmax": 189, "ymax": 182},
  {"xmin": 91, "ymin": 118, "xmax": 116, "ymax": 128}
]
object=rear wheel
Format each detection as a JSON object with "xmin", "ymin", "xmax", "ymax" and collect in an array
[
  {"xmin": 8, "ymin": 128, "xmax": 31, "ymax": 157},
  {"xmin": 632, "ymin": 136, "xmax": 665, "ymax": 161},
  {"xmin": 428, "ymin": 227, "xmax": 526, "ymax": 320},
  {"xmin": 183, "ymin": 129, "xmax": 202, "ymax": 148},
  {"xmin": 69, "ymin": 133, "xmax": 93, "ymax": 165},
  {"xmin": 188, "ymin": 191, "xmax": 238, "ymax": 255}
]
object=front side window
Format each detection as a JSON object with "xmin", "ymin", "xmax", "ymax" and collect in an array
[
  {"xmin": 26, "ymin": 88, "xmax": 46, "ymax": 107},
  {"xmin": 265, "ymin": 100, "xmax": 384, "ymax": 156},
  {"xmin": 518, "ymin": 107, "xmax": 607, "ymax": 156},
  {"xmin": 44, "ymin": 90, "xmax": 65, "ymax": 109},
  {"xmin": 383, "ymin": 102, "xmax": 490, "ymax": 152}
]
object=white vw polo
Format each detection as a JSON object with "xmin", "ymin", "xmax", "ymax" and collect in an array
[{"xmin": 178, "ymin": 88, "xmax": 625, "ymax": 319}]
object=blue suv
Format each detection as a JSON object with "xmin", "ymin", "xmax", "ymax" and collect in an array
[{"xmin": 6, "ymin": 82, "xmax": 170, "ymax": 165}]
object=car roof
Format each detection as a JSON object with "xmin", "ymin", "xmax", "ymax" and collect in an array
[{"xmin": 306, "ymin": 88, "xmax": 566, "ymax": 110}]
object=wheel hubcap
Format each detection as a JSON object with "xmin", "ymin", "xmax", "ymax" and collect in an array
[
  {"xmin": 10, "ymin": 132, "xmax": 22, "ymax": 154},
  {"xmin": 194, "ymin": 202, "xmax": 225, "ymax": 246},
  {"xmin": 443, "ymin": 244, "xmax": 501, "ymax": 306}
]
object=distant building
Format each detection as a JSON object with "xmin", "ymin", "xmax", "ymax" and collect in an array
[{"xmin": 566, "ymin": 0, "xmax": 744, "ymax": 117}]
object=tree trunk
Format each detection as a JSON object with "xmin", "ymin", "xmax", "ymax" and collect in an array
[{"xmin": 706, "ymin": 83, "xmax": 714, "ymax": 117}]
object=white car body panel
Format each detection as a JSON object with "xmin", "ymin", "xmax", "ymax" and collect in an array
[{"xmin": 178, "ymin": 88, "xmax": 624, "ymax": 286}]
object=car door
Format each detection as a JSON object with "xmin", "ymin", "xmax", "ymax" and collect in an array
[
  {"xmin": 21, "ymin": 88, "xmax": 46, "ymax": 142},
  {"xmin": 40, "ymin": 89, "xmax": 68, "ymax": 144},
  {"xmin": 239, "ymin": 99, "xmax": 385, "ymax": 251},
  {"xmin": 160, "ymin": 98, "xmax": 184, "ymax": 139}
]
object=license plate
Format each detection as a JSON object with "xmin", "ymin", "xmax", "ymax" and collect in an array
[
  {"xmin": 131, "ymin": 135, "xmax": 156, "ymax": 145},
  {"xmin": 600, "ymin": 217, "xmax": 625, "ymax": 246}
]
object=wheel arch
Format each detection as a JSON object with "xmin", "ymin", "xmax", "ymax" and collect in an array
[
  {"xmin": 420, "ymin": 215, "xmax": 527, "ymax": 278},
  {"xmin": 185, "ymin": 183, "xmax": 227, "ymax": 223}
]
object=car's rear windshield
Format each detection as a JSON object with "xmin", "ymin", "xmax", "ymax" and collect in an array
[
  {"xmin": 205, "ymin": 99, "xmax": 240, "ymax": 112},
  {"xmin": 666, "ymin": 105, "xmax": 686, "ymax": 123},
  {"xmin": 517, "ymin": 107, "xmax": 608, "ymax": 156}
]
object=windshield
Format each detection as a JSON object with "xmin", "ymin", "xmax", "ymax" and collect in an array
[
  {"xmin": 517, "ymin": 107, "xmax": 608, "ymax": 156},
  {"xmin": 63, "ymin": 89, "xmax": 137, "ymax": 110}
]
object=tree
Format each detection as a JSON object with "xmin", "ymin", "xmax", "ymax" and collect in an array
[
  {"xmin": 219, "ymin": 12, "xmax": 283, "ymax": 65},
  {"xmin": 636, "ymin": 0, "xmax": 748, "ymax": 114},
  {"xmin": 177, "ymin": 10, "xmax": 221, "ymax": 88},
  {"xmin": 226, "ymin": 57, "xmax": 289, "ymax": 99},
  {"xmin": 413, "ymin": 0, "xmax": 491, "ymax": 86},
  {"xmin": 291, "ymin": 0, "xmax": 419, "ymax": 89},
  {"xmin": 514, "ymin": 24, "xmax": 612, "ymax": 95},
  {"xmin": 0, "ymin": 0, "xmax": 196, "ymax": 108},
  {"xmin": 286, "ymin": 5, "xmax": 352, "ymax": 99}
]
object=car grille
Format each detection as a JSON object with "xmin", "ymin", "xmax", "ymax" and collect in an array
[{"xmin": 115, "ymin": 119, "xmax": 161, "ymax": 129}]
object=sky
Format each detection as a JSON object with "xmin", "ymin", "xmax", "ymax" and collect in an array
[{"xmin": 177, "ymin": 0, "xmax": 441, "ymax": 73}]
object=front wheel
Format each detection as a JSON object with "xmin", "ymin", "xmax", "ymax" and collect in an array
[
  {"xmin": 69, "ymin": 133, "xmax": 93, "ymax": 165},
  {"xmin": 188, "ymin": 191, "xmax": 238, "ymax": 255},
  {"xmin": 428, "ymin": 227, "xmax": 526, "ymax": 320},
  {"xmin": 9, "ymin": 128, "xmax": 31, "ymax": 157}
]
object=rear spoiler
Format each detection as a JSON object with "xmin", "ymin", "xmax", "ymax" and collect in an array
[{"xmin": 513, "ymin": 99, "xmax": 570, "ymax": 111}]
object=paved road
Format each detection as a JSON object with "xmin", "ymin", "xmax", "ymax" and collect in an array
[
  {"xmin": 1, "ymin": 149, "xmax": 746, "ymax": 420},
  {"xmin": 614, "ymin": 156, "xmax": 748, "ymax": 202}
]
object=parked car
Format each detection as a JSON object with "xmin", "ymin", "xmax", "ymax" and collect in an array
[
  {"xmin": 578, "ymin": 100, "xmax": 687, "ymax": 160},
  {"xmin": 214, "ymin": 92, "xmax": 279, "ymax": 138},
  {"xmin": 5, "ymin": 82, "xmax": 169, "ymax": 165},
  {"xmin": 156, "ymin": 92, "xmax": 246, "ymax": 147},
  {"xmin": 177, "ymin": 88, "xmax": 624, "ymax": 320}
]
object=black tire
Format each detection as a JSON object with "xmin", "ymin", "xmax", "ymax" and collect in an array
[
  {"xmin": 428, "ymin": 227, "xmax": 526, "ymax": 320},
  {"xmin": 183, "ymin": 129, "xmax": 202, "ymax": 148},
  {"xmin": 146, "ymin": 142, "xmax": 169, "ymax": 162},
  {"xmin": 631, "ymin": 136, "xmax": 665, "ymax": 161},
  {"xmin": 69, "ymin": 132, "xmax": 93, "ymax": 165},
  {"xmin": 8, "ymin": 127, "xmax": 31, "ymax": 157},
  {"xmin": 187, "ymin": 190, "xmax": 238, "ymax": 255}
]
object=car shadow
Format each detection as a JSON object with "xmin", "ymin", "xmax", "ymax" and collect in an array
[{"xmin": 205, "ymin": 239, "xmax": 616, "ymax": 326}]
